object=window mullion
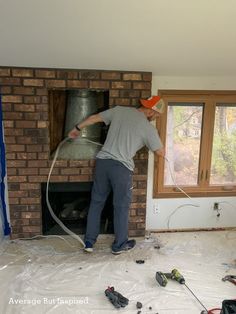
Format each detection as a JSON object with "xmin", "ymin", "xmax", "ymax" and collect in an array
[
  {"xmin": 198, "ymin": 99, "xmax": 215, "ymax": 189},
  {"xmin": 154, "ymin": 96, "xmax": 168, "ymax": 195}
]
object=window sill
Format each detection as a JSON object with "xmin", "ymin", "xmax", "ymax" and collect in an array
[{"xmin": 154, "ymin": 189, "xmax": 236, "ymax": 198}]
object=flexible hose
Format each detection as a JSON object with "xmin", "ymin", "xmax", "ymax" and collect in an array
[
  {"xmin": 46, "ymin": 137, "xmax": 102, "ymax": 247},
  {"xmin": 164, "ymin": 156, "xmax": 199, "ymax": 205}
]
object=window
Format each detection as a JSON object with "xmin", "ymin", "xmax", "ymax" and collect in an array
[{"xmin": 154, "ymin": 91, "xmax": 236, "ymax": 198}]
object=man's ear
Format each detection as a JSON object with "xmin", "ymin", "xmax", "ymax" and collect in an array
[{"xmin": 147, "ymin": 109, "xmax": 153, "ymax": 116}]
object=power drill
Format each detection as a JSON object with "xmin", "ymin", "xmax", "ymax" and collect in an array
[
  {"xmin": 156, "ymin": 269, "xmax": 185, "ymax": 287},
  {"xmin": 171, "ymin": 269, "xmax": 185, "ymax": 284},
  {"xmin": 155, "ymin": 272, "xmax": 168, "ymax": 287}
]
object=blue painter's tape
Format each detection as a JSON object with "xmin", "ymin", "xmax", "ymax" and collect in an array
[{"xmin": 0, "ymin": 94, "xmax": 11, "ymax": 235}]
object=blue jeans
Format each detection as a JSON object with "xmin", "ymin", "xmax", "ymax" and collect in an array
[{"xmin": 84, "ymin": 159, "xmax": 133, "ymax": 251}]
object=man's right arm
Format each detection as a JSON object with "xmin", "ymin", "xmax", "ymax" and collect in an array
[{"xmin": 68, "ymin": 113, "xmax": 104, "ymax": 139}]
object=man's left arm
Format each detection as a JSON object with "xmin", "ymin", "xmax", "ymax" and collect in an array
[
  {"xmin": 145, "ymin": 125, "xmax": 165, "ymax": 157},
  {"xmin": 154, "ymin": 147, "xmax": 165, "ymax": 158}
]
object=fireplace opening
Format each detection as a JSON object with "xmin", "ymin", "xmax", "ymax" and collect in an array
[{"xmin": 41, "ymin": 182, "xmax": 114, "ymax": 235}]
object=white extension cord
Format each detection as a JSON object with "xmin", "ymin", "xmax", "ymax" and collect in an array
[
  {"xmin": 46, "ymin": 137, "xmax": 103, "ymax": 248},
  {"xmin": 164, "ymin": 156, "xmax": 200, "ymax": 228}
]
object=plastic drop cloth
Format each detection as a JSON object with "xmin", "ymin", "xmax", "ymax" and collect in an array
[{"xmin": 0, "ymin": 231, "xmax": 235, "ymax": 314}]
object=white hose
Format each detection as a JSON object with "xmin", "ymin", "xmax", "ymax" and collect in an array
[
  {"xmin": 46, "ymin": 137, "xmax": 84, "ymax": 246},
  {"xmin": 164, "ymin": 157, "xmax": 200, "ymax": 229},
  {"xmin": 46, "ymin": 137, "xmax": 102, "ymax": 248},
  {"xmin": 164, "ymin": 156, "xmax": 199, "ymax": 206}
]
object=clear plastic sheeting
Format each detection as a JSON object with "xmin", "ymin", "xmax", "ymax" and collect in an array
[{"xmin": 0, "ymin": 231, "xmax": 235, "ymax": 314}]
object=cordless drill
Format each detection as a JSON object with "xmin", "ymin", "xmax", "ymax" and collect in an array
[
  {"xmin": 155, "ymin": 272, "xmax": 168, "ymax": 287},
  {"xmin": 156, "ymin": 269, "xmax": 185, "ymax": 286},
  {"xmin": 171, "ymin": 269, "xmax": 185, "ymax": 284}
]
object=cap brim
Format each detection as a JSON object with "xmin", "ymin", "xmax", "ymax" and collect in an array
[
  {"xmin": 140, "ymin": 98, "xmax": 165, "ymax": 113},
  {"xmin": 151, "ymin": 99, "xmax": 165, "ymax": 113}
]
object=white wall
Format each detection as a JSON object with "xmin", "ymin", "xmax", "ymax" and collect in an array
[{"xmin": 146, "ymin": 75, "xmax": 236, "ymax": 231}]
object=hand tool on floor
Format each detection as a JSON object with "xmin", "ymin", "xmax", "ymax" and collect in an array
[
  {"xmin": 156, "ymin": 269, "xmax": 185, "ymax": 287},
  {"xmin": 171, "ymin": 269, "xmax": 186, "ymax": 284},
  {"xmin": 156, "ymin": 271, "xmax": 169, "ymax": 287},
  {"xmin": 222, "ymin": 275, "xmax": 236, "ymax": 286}
]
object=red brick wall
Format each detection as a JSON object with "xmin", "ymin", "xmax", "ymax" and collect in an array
[{"xmin": 0, "ymin": 67, "xmax": 152, "ymax": 239}]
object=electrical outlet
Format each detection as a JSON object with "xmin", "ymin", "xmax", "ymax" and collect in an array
[
  {"xmin": 213, "ymin": 202, "xmax": 221, "ymax": 218},
  {"xmin": 153, "ymin": 205, "xmax": 160, "ymax": 214}
]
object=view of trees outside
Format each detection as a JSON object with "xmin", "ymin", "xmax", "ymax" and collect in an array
[
  {"xmin": 164, "ymin": 103, "xmax": 203, "ymax": 186},
  {"xmin": 210, "ymin": 105, "xmax": 236, "ymax": 185}
]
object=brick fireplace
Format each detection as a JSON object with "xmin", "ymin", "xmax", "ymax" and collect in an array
[{"xmin": 0, "ymin": 67, "xmax": 152, "ymax": 239}]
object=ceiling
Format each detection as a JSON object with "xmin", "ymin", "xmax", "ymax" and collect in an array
[{"xmin": 1, "ymin": 0, "xmax": 236, "ymax": 76}]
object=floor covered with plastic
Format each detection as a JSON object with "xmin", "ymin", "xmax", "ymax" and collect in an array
[{"xmin": 0, "ymin": 231, "xmax": 235, "ymax": 314}]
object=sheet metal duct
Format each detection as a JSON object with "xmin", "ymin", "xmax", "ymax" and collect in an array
[{"xmin": 57, "ymin": 90, "xmax": 102, "ymax": 159}]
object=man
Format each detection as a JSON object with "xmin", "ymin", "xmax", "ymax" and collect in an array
[{"xmin": 68, "ymin": 96, "xmax": 165, "ymax": 254}]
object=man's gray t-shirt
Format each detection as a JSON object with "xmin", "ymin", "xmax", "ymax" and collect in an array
[{"xmin": 96, "ymin": 106, "xmax": 163, "ymax": 171}]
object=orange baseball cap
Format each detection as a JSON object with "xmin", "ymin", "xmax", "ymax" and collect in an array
[{"xmin": 140, "ymin": 96, "xmax": 165, "ymax": 113}]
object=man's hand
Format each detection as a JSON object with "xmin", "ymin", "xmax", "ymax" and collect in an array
[
  {"xmin": 154, "ymin": 147, "xmax": 165, "ymax": 158},
  {"xmin": 68, "ymin": 127, "xmax": 80, "ymax": 139},
  {"xmin": 68, "ymin": 113, "xmax": 104, "ymax": 139}
]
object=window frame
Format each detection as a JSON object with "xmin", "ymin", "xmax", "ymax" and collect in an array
[{"xmin": 154, "ymin": 90, "xmax": 236, "ymax": 198}]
